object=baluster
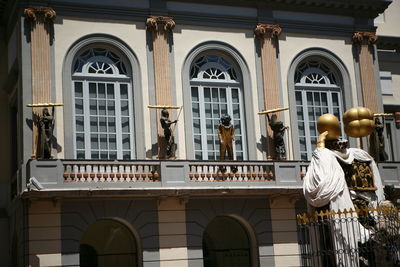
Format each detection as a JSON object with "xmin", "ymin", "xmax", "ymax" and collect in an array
[
  {"xmin": 189, "ymin": 165, "xmax": 194, "ymax": 181},
  {"xmin": 153, "ymin": 165, "xmax": 160, "ymax": 182},
  {"xmin": 63, "ymin": 164, "xmax": 69, "ymax": 182},
  {"xmin": 194, "ymin": 165, "xmax": 200, "ymax": 181}
]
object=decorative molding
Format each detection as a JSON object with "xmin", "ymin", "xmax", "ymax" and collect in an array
[
  {"xmin": 352, "ymin": 31, "xmax": 377, "ymax": 45},
  {"xmin": 254, "ymin": 24, "xmax": 282, "ymax": 39},
  {"xmin": 24, "ymin": 7, "xmax": 56, "ymax": 22},
  {"xmin": 146, "ymin": 16, "xmax": 175, "ymax": 32}
]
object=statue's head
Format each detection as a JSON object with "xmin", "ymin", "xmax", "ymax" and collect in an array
[
  {"xmin": 317, "ymin": 113, "xmax": 340, "ymax": 140},
  {"xmin": 220, "ymin": 114, "xmax": 231, "ymax": 126},
  {"xmin": 43, "ymin": 108, "xmax": 49, "ymax": 115},
  {"xmin": 161, "ymin": 109, "xmax": 169, "ymax": 118}
]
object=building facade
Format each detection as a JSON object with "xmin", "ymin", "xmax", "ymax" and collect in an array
[{"xmin": 0, "ymin": 0, "xmax": 399, "ymax": 266}]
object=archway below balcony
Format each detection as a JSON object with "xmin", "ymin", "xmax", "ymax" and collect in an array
[
  {"xmin": 202, "ymin": 215, "xmax": 257, "ymax": 267},
  {"xmin": 80, "ymin": 218, "xmax": 141, "ymax": 267}
]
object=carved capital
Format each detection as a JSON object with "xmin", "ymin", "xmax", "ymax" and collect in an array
[
  {"xmin": 146, "ymin": 16, "xmax": 175, "ymax": 32},
  {"xmin": 255, "ymin": 24, "xmax": 282, "ymax": 39},
  {"xmin": 24, "ymin": 7, "xmax": 56, "ymax": 22},
  {"xmin": 352, "ymin": 32, "xmax": 377, "ymax": 45}
]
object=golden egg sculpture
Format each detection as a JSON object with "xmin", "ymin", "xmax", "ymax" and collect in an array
[
  {"xmin": 343, "ymin": 107, "xmax": 374, "ymax": 138},
  {"xmin": 317, "ymin": 113, "xmax": 341, "ymax": 140}
]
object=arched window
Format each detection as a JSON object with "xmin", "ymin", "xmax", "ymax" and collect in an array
[
  {"xmin": 190, "ymin": 54, "xmax": 246, "ymax": 160},
  {"xmin": 72, "ymin": 47, "xmax": 134, "ymax": 160},
  {"xmin": 80, "ymin": 219, "xmax": 140, "ymax": 267},
  {"xmin": 202, "ymin": 216, "xmax": 253, "ymax": 267},
  {"xmin": 294, "ymin": 59, "xmax": 344, "ymax": 160}
]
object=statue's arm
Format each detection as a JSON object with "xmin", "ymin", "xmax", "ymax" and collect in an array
[{"xmin": 316, "ymin": 131, "xmax": 329, "ymax": 149}]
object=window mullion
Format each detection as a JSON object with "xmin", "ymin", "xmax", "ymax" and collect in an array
[
  {"xmin": 302, "ymin": 90, "xmax": 312, "ymax": 160},
  {"xmin": 83, "ymin": 81, "xmax": 92, "ymax": 159},
  {"xmin": 128, "ymin": 83, "xmax": 135, "ymax": 159},
  {"xmin": 198, "ymin": 86, "xmax": 208, "ymax": 160},
  {"xmin": 238, "ymin": 85, "xmax": 247, "ymax": 160},
  {"xmin": 115, "ymin": 82, "xmax": 123, "ymax": 159},
  {"xmin": 226, "ymin": 86, "xmax": 235, "ymax": 160}
]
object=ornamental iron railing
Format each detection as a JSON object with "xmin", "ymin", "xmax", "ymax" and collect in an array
[{"xmin": 297, "ymin": 206, "xmax": 400, "ymax": 267}]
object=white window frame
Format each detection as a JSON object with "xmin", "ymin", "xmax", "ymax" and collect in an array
[
  {"xmin": 72, "ymin": 49, "xmax": 134, "ymax": 160},
  {"xmin": 190, "ymin": 55, "xmax": 247, "ymax": 160}
]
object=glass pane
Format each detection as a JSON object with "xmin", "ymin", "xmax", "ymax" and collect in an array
[
  {"xmin": 308, "ymin": 107, "xmax": 315, "ymax": 121},
  {"xmin": 295, "ymin": 91, "xmax": 302, "ymax": 105},
  {"xmin": 109, "ymin": 151, "xmax": 117, "ymax": 160},
  {"xmin": 300, "ymin": 138, "xmax": 306, "ymax": 151},
  {"xmin": 91, "ymin": 151, "xmax": 99, "ymax": 159},
  {"xmin": 107, "ymin": 84, "xmax": 115, "ymax": 99},
  {"xmin": 207, "ymin": 136, "xmax": 214, "ymax": 150},
  {"xmin": 192, "ymin": 103, "xmax": 200, "ymax": 117},
  {"xmin": 195, "ymin": 151, "xmax": 202, "ymax": 160},
  {"xmin": 310, "ymin": 123, "xmax": 316, "ymax": 136},
  {"xmin": 234, "ymin": 122, "xmax": 241, "ymax": 134},
  {"xmin": 99, "ymin": 117, "xmax": 107, "ymax": 132},
  {"xmin": 122, "ymin": 117, "xmax": 130, "ymax": 132},
  {"xmin": 333, "ymin": 107, "xmax": 340, "ymax": 118},
  {"xmin": 206, "ymin": 119, "xmax": 213, "ymax": 134},
  {"xmin": 332, "ymin": 93, "xmax": 339, "ymax": 106},
  {"xmin": 98, "ymin": 83, "xmax": 106, "ymax": 98},
  {"xmin": 91, "ymin": 135, "xmax": 98, "ymax": 150},
  {"xmin": 76, "ymin": 134, "xmax": 85, "ymax": 149},
  {"xmin": 212, "ymin": 88, "xmax": 218, "ymax": 102},
  {"xmin": 205, "ymin": 103, "xmax": 212, "ymax": 118},
  {"xmin": 98, "ymin": 100, "xmax": 106, "ymax": 115},
  {"xmin": 220, "ymin": 89, "xmax": 227, "ymax": 102},
  {"xmin": 90, "ymin": 100, "xmax": 97, "ymax": 115},
  {"xmin": 236, "ymin": 152, "xmax": 243, "ymax": 161},
  {"xmin": 108, "ymin": 117, "xmax": 116, "ymax": 132},
  {"xmin": 121, "ymin": 101, "xmax": 129, "ymax": 116},
  {"xmin": 298, "ymin": 122, "xmax": 305, "ymax": 136},
  {"xmin": 232, "ymin": 89, "xmax": 239, "ymax": 103},
  {"xmin": 107, "ymin": 101, "xmax": 115, "ymax": 115},
  {"xmin": 76, "ymin": 116, "xmax": 84, "ymax": 132},
  {"xmin": 194, "ymin": 135, "xmax": 202, "ymax": 150},
  {"xmin": 321, "ymin": 93, "xmax": 328, "ymax": 106},
  {"xmin": 221, "ymin": 104, "xmax": 228, "ymax": 115},
  {"xmin": 236, "ymin": 138, "xmax": 243, "ymax": 150},
  {"xmin": 109, "ymin": 134, "xmax": 116, "ymax": 150},
  {"xmin": 100, "ymin": 135, "xmax": 107, "ymax": 149},
  {"xmin": 74, "ymin": 82, "xmax": 83, "ymax": 97},
  {"xmin": 233, "ymin": 104, "xmax": 240, "ymax": 119},
  {"xmin": 123, "ymin": 151, "xmax": 131, "ymax": 160},
  {"xmin": 191, "ymin": 87, "xmax": 198, "ymax": 101},
  {"xmin": 89, "ymin": 83, "xmax": 96, "ymax": 98},
  {"xmin": 193, "ymin": 119, "xmax": 201, "ymax": 134},
  {"xmin": 120, "ymin": 84, "xmax": 128, "ymax": 99},
  {"xmin": 100, "ymin": 151, "xmax": 108, "ymax": 159},
  {"xmin": 314, "ymin": 93, "xmax": 320, "ymax": 106},
  {"xmin": 307, "ymin": 92, "xmax": 313, "ymax": 105},
  {"xmin": 77, "ymin": 150, "xmax": 85, "ymax": 159},
  {"xmin": 208, "ymin": 152, "xmax": 216, "ymax": 160},
  {"xmin": 297, "ymin": 106, "xmax": 303, "ymax": 120},
  {"xmin": 212, "ymin": 104, "xmax": 219, "ymax": 118},
  {"xmin": 75, "ymin": 99, "xmax": 84, "ymax": 115},
  {"xmin": 90, "ymin": 117, "xmax": 98, "ymax": 132},
  {"xmin": 122, "ymin": 134, "xmax": 130, "ymax": 149},
  {"xmin": 204, "ymin": 87, "xmax": 211, "ymax": 102}
]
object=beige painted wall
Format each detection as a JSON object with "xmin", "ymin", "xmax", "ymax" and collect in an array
[
  {"xmin": 376, "ymin": 0, "xmax": 400, "ymax": 37},
  {"xmin": 53, "ymin": 17, "xmax": 150, "ymax": 158},
  {"xmin": 380, "ymin": 60, "xmax": 400, "ymax": 105},
  {"xmin": 279, "ymin": 33, "xmax": 358, "ymax": 158},
  {"xmin": 28, "ymin": 201, "xmax": 62, "ymax": 267}
]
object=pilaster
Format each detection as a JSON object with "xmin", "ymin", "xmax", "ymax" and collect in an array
[
  {"xmin": 255, "ymin": 24, "xmax": 282, "ymax": 159},
  {"xmin": 146, "ymin": 16, "xmax": 175, "ymax": 159},
  {"xmin": 24, "ymin": 7, "xmax": 56, "ymax": 158},
  {"xmin": 353, "ymin": 32, "xmax": 379, "ymax": 113}
]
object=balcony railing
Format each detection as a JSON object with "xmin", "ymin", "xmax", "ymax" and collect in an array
[{"xmin": 26, "ymin": 159, "xmax": 400, "ymax": 191}]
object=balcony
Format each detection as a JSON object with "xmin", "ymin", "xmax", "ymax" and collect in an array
[{"xmin": 25, "ymin": 159, "xmax": 400, "ymax": 195}]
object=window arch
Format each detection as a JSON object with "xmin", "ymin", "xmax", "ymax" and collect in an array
[
  {"xmin": 288, "ymin": 49, "xmax": 352, "ymax": 160},
  {"xmin": 190, "ymin": 54, "xmax": 246, "ymax": 160},
  {"xmin": 63, "ymin": 35, "xmax": 144, "ymax": 160}
]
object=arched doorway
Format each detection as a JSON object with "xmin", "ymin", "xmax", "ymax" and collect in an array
[
  {"xmin": 80, "ymin": 219, "xmax": 140, "ymax": 267},
  {"xmin": 203, "ymin": 216, "xmax": 254, "ymax": 267}
]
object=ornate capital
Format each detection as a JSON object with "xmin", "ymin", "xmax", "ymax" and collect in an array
[
  {"xmin": 254, "ymin": 24, "xmax": 282, "ymax": 39},
  {"xmin": 146, "ymin": 16, "xmax": 175, "ymax": 32},
  {"xmin": 352, "ymin": 32, "xmax": 377, "ymax": 45},
  {"xmin": 24, "ymin": 7, "xmax": 56, "ymax": 22}
]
